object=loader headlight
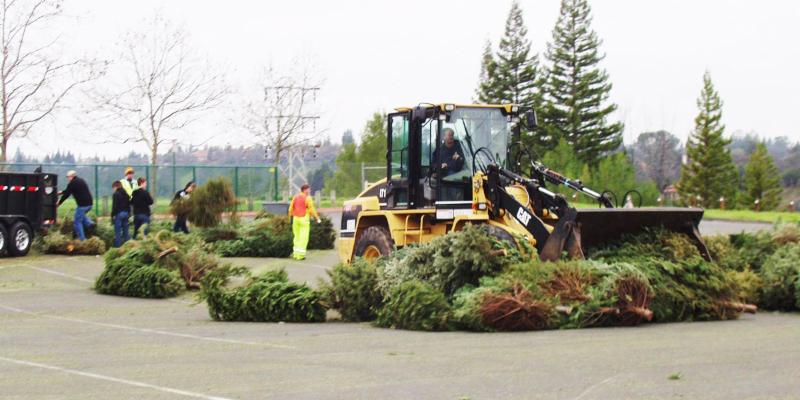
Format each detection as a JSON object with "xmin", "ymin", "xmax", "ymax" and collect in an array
[{"xmin": 444, "ymin": 104, "xmax": 455, "ymax": 111}]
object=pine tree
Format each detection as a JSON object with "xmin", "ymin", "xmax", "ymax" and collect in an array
[
  {"xmin": 474, "ymin": 1, "xmax": 539, "ymax": 107},
  {"xmin": 540, "ymin": 0, "xmax": 623, "ymax": 165},
  {"xmin": 742, "ymin": 142, "xmax": 782, "ymax": 210},
  {"xmin": 677, "ymin": 72, "xmax": 738, "ymax": 208},
  {"xmin": 475, "ymin": 40, "xmax": 501, "ymax": 103}
]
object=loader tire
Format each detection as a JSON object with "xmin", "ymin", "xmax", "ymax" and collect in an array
[
  {"xmin": 484, "ymin": 225, "xmax": 517, "ymax": 249},
  {"xmin": 354, "ymin": 226, "xmax": 394, "ymax": 261}
]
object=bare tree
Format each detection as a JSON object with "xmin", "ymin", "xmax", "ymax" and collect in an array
[
  {"xmin": 0, "ymin": 0, "xmax": 98, "ymax": 162},
  {"xmin": 631, "ymin": 130, "xmax": 682, "ymax": 191},
  {"xmin": 243, "ymin": 63, "xmax": 322, "ymax": 160},
  {"xmin": 89, "ymin": 13, "xmax": 227, "ymax": 196}
]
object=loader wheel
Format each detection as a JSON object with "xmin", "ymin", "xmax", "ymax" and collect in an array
[
  {"xmin": 484, "ymin": 225, "xmax": 517, "ymax": 249},
  {"xmin": 9, "ymin": 222, "xmax": 32, "ymax": 257},
  {"xmin": 354, "ymin": 226, "xmax": 394, "ymax": 261},
  {"xmin": 0, "ymin": 224, "xmax": 8, "ymax": 255}
]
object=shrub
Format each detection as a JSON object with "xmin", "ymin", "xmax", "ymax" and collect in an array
[
  {"xmin": 319, "ymin": 258, "xmax": 382, "ymax": 321},
  {"xmin": 759, "ymin": 244, "xmax": 800, "ymax": 310},
  {"xmin": 375, "ymin": 280, "xmax": 452, "ymax": 331},
  {"xmin": 200, "ymin": 266, "xmax": 327, "ymax": 322},
  {"xmin": 172, "ymin": 178, "xmax": 238, "ymax": 228},
  {"xmin": 704, "ymin": 235, "xmax": 748, "ymax": 271}
]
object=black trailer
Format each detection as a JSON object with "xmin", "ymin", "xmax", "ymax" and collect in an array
[{"xmin": 0, "ymin": 172, "xmax": 58, "ymax": 256}]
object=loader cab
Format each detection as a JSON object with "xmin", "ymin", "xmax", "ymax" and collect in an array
[{"xmin": 384, "ymin": 104, "xmax": 516, "ymax": 215}]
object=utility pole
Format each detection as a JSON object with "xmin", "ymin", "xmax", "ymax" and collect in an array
[{"xmin": 262, "ymin": 84, "xmax": 321, "ymax": 195}]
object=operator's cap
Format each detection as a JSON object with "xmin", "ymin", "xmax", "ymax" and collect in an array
[
  {"xmin": 66, "ymin": 170, "xmax": 77, "ymax": 177},
  {"xmin": 124, "ymin": 167, "xmax": 134, "ymax": 175}
]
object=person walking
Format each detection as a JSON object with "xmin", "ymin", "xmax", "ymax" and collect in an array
[
  {"xmin": 111, "ymin": 181, "xmax": 131, "ymax": 247},
  {"xmin": 120, "ymin": 167, "xmax": 138, "ymax": 198},
  {"xmin": 57, "ymin": 170, "xmax": 94, "ymax": 241},
  {"xmin": 172, "ymin": 181, "xmax": 195, "ymax": 234},
  {"xmin": 288, "ymin": 184, "xmax": 321, "ymax": 260},
  {"xmin": 131, "ymin": 177, "xmax": 153, "ymax": 239}
]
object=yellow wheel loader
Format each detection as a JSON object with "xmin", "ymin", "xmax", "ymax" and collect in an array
[{"xmin": 338, "ymin": 103, "xmax": 709, "ymax": 264}]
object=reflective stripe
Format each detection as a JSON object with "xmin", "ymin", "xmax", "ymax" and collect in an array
[{"xmin": 27, "ymin": 187, "xmax": 39, "ymax": 192}]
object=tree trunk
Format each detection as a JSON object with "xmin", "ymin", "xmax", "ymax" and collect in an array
[{"xmin": 151, "ymin": 145, "xmax": 159, "ymax": 199}]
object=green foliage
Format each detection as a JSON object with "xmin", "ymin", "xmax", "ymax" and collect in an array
[
  {"xmin": 729, "ymin": 231, "xmax": 776, "ymax": 271},
  {"xmin": 727, "ymin": 269, "xmax": 762, "ymax": 305},
  {"xmin": 319, "ymin": 258, "xmax": 383, "ymax": 322},
  {"xmin": 35, "ymin": 232, "xmax": 107, "ymax": 255},
  {"xmin": 96, "ymin": 242, "xmax": 184, "ymax": 298},
  {"xmin": 200, "ymin": 266, "xmax": 326, "ymax": 322},
  {"xmin": 451, "ymin": 285, "xmax": 493, "ymax": 332},
  {"xmin": 540, "ymin": 0, "xmax": 623, "ymax": 164},
  {"xmin": 758, "ymin": 244, "xmax": 800, "ymax": 310},
  {"xmin": 476, "ymin": 1, "xmax": 540, "ymax": 108},
  {"xmin": 677, "ymin": 72, "xmax": 739, "ymax": 208},
  {"xmin": 375, "ymin": 280, "xmax": 452, "ymax": 331},
  {"xmin": 55, "ymin": 217, "xmax": 115, "ymax": 249},
  {"xmin": 591, "ymin": 229, "xmax": 744, "ymax": 321},
  {"xmin": 95, "ymin": 231, "xmax": 220, "ymax": 298},
  {"xmin": 378, "ymin": 225, "xmax": 511, "ymax": 298},
  {"xmin": 308, "ymin": 215, "xmax": 336, "ymax": 250},
  {"xmin": 325, "ymin": 112, "xmax": 388, "ymax": 198},
  {"xmin": 742, "ymin": 142, "xmax": 782, "ymax": 210},
  {"xmin": 207, "ymin": 214, "xmax": 333, "ymax": 257},
  {"xmin": 704, "ymin": 235, "xmax": 748, "ymax": 271},
  {"xmin": 185, "ymin": 178, "xmax": 238, "ymax": 227}
]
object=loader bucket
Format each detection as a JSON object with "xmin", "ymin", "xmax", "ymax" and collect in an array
[
  {"xmin": 574, "ymin": 207, "xmax": 709, "ymax": 259},
  {"xmin": 538, "ymin": 207, "xmax": 710, "ymax": 262}
]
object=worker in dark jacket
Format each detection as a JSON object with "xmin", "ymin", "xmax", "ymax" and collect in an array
[
  {"xmin": 131, "ymin": 177, "xmax": 154, "ymax": 239},
  {"xmin": 57, "ymin": 170, "xmax": 95, "ymax": 241},
  {"xmin": 172, "ymin": 181, "xmax": 196, "ymax": 234},
  {"xmin": 111, "ymin": 180, "xmax": 131, "ymax": 247}
]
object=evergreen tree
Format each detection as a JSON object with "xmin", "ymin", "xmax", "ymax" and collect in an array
[
  {"xmin": 540, "ymin": 0, "xmax": 623, "ymax": 165},
  {"xmin": 474, "ymin": 40, "xmax": 501, "ymax": 103},
  {"xmin": 541, "ymin": 138, "xmax": 583, "ymax": 195},
  {"xmin": 358, "ymin": 112, "xmax": 387, "ymax": 164},
  {"xmin": 342, "ymin": 130, "xmax": 355, "ymax": 145},
  {"xmin": 677, "ymin": 72, "xmax": 738, "ymax": 208},
  {"xmin": 474, "ymin": 1, "xmax": 539, "ymax": 107},
  {"xmin": 742, "ymin": 142, "xmax": 782, "ymax": 210}
]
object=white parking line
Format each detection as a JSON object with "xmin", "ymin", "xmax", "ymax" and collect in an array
[
  {"xmin": 0, "ymin": 304, "xmax": 295, "ymax": 350},
  {"xmin": 0, "ymin": 356, "xmax": 233, "ymax": 400},
  {"xmin": 27, "ymin": 266, "xmax": 94, "ymax": 283}
]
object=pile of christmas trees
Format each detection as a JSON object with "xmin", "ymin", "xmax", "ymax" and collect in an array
[
  {"xmin": 319, "ymin": 224, "xmax": 789, "ymax": 332},
  {"xmin": 34, "ymin": 217, "xmax": 114, "ymax": 256},
  {"xmin": 205, "ymin": 213, "xmax": 336, "ymax": 258},
  {"xmin": 199, "ymin": 266, "xmax": 326, "ymax": 323},
  {"xmin": 95, "ymin": 230, "xmax": 221, "ymax": 298}
]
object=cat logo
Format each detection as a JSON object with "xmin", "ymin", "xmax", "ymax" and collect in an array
[
  {"xmin": 379, "ymin": 187, "xmax": 387, "ymax": 199},
  {"xmin": 516, "ymin": 207, "xmax": 532, "ymax": 226}
]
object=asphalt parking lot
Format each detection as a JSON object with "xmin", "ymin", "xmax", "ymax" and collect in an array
[{"xmin": 1, "ymin": 242, "xmax": 799, "ymax": 400}]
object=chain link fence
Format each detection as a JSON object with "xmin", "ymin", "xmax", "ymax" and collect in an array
[{"xmin": 1, "ymin": 163, "xmax": 279, "ymax": 216}]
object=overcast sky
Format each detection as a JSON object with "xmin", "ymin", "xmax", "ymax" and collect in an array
[{"xmin": 13, "ymin": 0, "xmax": 800, "ymax": 159}]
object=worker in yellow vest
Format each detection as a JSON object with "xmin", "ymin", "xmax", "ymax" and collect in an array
[
  {"xmin": 288, "ymin": 184, "xmax": 321, "ymax": 260},
  {"xmin": 120, "ymin": 167, "xmax": 138, "ymax": 198}
]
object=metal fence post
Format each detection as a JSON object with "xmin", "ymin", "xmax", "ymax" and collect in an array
[
  {"xmin": 234, "ymin": 167, "xmax": 239, "ymax": 198},
  {"xmin": 192, "ymin": 166, "xmax": 196, "ymax": 183},
  {"xmin": 272, "ymin": 167, "xmax": 278, "ymax": 201},
  {"xmin": 94, "ymin": 164, "xmax": 99, "ymax": 217}
]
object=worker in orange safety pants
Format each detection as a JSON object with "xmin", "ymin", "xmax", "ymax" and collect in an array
[{"xmin": 288, "ymin": 184, "xmax": 321, "ymax": 260}]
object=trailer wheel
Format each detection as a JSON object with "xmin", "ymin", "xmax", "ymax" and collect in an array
[
  {"xmin": 354, "ymin": 226, "xmax": 394, "ymax": 261},
  {"xmin": 0, "ymin": 224, "xmax": 8, "ymax": 255},
  {"xmin": 9, "ymin": 222, "xmax": 32, "ymax": 257}
]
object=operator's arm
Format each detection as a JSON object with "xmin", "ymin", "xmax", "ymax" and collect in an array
[
  {"xmin": 453, "ymin": 142, "xmax": 466, "ymax": 171},
  {"xmin": 306, "ymin": 196, "xmax": 320, "ymax": 220},
  {"xmin": 58, "ymin": 181, "xmax": 74, "ymax": 206}
]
